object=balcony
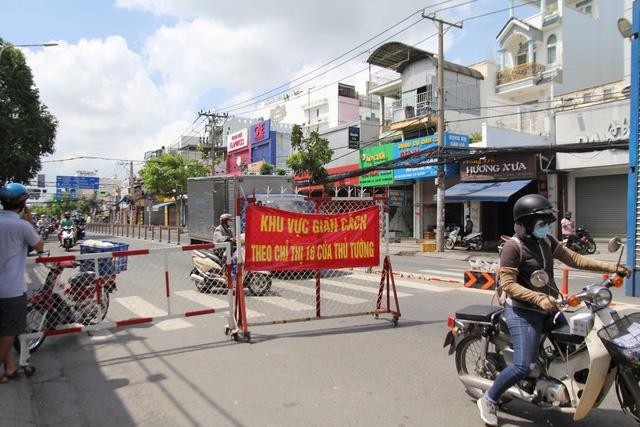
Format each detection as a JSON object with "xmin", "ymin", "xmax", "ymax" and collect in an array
[{"xmin": 496, "ymin": 62, "xmax": 546, "ymax": 86}]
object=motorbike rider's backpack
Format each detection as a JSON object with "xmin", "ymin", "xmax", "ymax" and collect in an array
[{"xmin": 495, "ymin": 236, "xmax": 523, "ymax": 306}]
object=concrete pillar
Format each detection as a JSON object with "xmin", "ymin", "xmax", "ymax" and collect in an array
[
  {"xmin": 541, "ymin": 0, "xmax": 547, "ymax": 15},
  {"xmin": 528, "ymin": 39, "xmax": 535, "ymax": 64},
  {"xmin": 509, "ymin": 0, "xmax": 515, "ymax": 18},
  {"xmin": 413, "ymin": 180, "xmax": 423, "ymax": 239},
  {"xmin": 380, "ymin": 96, "xmax": 385, "ymax": 126}
]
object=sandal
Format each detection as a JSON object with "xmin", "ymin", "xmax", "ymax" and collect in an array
[{"xmin": 0, "ymin": 369, "xmax": 22, "ymax": 383}]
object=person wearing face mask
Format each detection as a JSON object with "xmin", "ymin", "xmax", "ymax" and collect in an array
[{"xmin": 476, "ymin": 194, "xmax": 632, "ymax": 426}]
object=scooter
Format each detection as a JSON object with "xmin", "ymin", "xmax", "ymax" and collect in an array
[
  {"xmin": 19, "ymin": 259, "xmax": 117, "ymax": 353},
  {"xmin": 61, "ymin": 226, "xmax": 75, "ymax": 251},
  {"xmin": 445, "ymin": 226, "xmax": 483, "ymax": 251},
  {"xmin": 443, "ymin": 237, "xmax": 640, "ymax": 423},
  {"xmin": 190, "ymin": 247, "xmax": 272, "ymax": 296},
  {"xmin": 563, "ymin": 226, "xmax": 597, "ymax": 255}
]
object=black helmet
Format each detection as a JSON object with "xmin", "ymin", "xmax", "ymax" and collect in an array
[
  {"xmin": 513, "ymin": 194, "xmax": 557, "ymax": 223},
  {"xmin": 0, "ymin": 183, "xmax": 29, "ymax": 208},
  {"xmin": 565, "ymin": 211, "xmax": 572, "ymax": 219}
]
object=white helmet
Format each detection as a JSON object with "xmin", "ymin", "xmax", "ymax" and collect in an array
[{"xmin": 220, "ymin": 213, "xmax": 233, "ymax": 222}]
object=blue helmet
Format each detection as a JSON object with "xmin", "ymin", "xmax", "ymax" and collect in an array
[{"xmin": 0, "ymin": 183, "xmax": 30, "ymax": 207}]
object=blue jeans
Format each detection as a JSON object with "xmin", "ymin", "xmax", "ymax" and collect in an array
[{"xmin": 486, "ymin": 305, "xmax": 565, "ymax": 403}]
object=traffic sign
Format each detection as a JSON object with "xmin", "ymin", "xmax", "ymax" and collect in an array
[
  {"xmin": 56, "ymin": 175, "xmax": 78, "ymax": 189},
  {"xmin": 56, "ymin": 175, "xmax": 100, "ymax": 190}
]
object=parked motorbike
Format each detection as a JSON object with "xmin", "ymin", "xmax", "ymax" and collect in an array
[
  {"xmin": 190, "ymin": 248, "xmax": 272, "ymax": 296},
  {"xmin": 445, "ymin": 226, "xmax": 483, "ymax": 251},
  {"xmin": 443, "ymin": 237, "xmax": 640, "ymax": 423},
  {"xmin": 19, "ymin": 259, "xmax": 117, "ymax": 353},
  {"xmin": 61, "ymin": 226, "xmax": 75, "ymax": 251}
]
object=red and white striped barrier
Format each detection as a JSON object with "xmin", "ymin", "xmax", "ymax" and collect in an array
[{"xmin": 19, "ymin": 242, "xmax": 237, "ymax": 367}]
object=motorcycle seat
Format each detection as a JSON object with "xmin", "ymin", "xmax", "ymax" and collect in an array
[
  {"xmin": 548, "ymin": 323, "xmax": 585, "ymax": 345},
  {"xmin": 455, "ymin": 305, "xmax": 503, "ymax": 323}
]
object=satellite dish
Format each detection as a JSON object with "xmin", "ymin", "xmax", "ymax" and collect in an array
[{"xmin": 618, "ymin": 18, "xmax": 633, "ymax": 39}]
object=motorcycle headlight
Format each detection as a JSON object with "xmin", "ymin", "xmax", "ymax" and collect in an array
[{"xmin": 593, "ymin": 287, "xmax": 612, "ymax": 308}]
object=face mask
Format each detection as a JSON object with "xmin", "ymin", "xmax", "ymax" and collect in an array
[{"xmin": 532, "ymin": 224, "xmax": 549, "ymax": 239}]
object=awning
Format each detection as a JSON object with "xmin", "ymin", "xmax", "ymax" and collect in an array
[
  {"xmin": 444, "ymin": 180, "xmax": 532, "ymax": 202},
  {"xmin": 152, "ymin": 202, "xmax": 175, "ymax": 211}
]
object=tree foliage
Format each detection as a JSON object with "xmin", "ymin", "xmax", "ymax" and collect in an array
[
  {"xmin": 286, "ymin": 125, "xmax": 333, "ymax": 185},
  {"xmin": 139, "ymin": 153, "xmax": 209, "ymax": 198},
  {"xmin": 259, "ymin": 162, "xmax": 274, "ymax": 175},
  {"xmin": 0, "ymin": 40, "xmax": 57, "ymax": 184}
]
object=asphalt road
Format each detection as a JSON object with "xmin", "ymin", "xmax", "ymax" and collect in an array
[{"xmin": 12, "ymin": 233, "xmax": 639, "ymax": 426}]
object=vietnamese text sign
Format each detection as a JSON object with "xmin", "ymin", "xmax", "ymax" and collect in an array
[
  {"xmin": 460, "ymin": 153, "xmax": 536, "ymax": 181},
  {"xmin": 227, "ymin": 128, "xmax": 249, "ymax": 153},
  {"xmin": 245, "ymin": 205, "xmax": 380, "ymax": 271},
  {"xmin": 56, "ymin": 175, "xmax": 99, "ymax": 189},
  {"xmin": 359, "ymin": 144, "xmax": 394, "ymax": 187},
  {"xmin": 393, "ymin": 133, "xmax": 468, "ymax": 181}
]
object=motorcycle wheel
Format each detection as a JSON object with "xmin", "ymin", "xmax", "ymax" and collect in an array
[
  {"xmin": 246, "ymin": 274, "xmax": 271, "ymax": 296},
  {"xmin": 615, "ymin": 368, "xmax": 640, "ymax": 423},
  {"xmin": 14, "ymin": 306, "xmax": 48, "ymax": 353},
  {"xmin": 83, "ymin": 287, "xmax": 110, "ymax": 325},
  {"xmin": 586, "ymin": 238, "xmax": 597, "ymax": 255},
  {"xmin": 454, "ymin": 335, "xmax": 510, "ymax": 402},
  {"xmin": 444, "ymin": 239, "xmax": 455, "ymax": 250},
  {"xmin": 471, "ymin": 238, "xmax": 484, "ymax": 251}
]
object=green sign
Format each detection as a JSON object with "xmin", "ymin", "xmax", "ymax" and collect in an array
[{"xmin": 359, "ymin": 144, "xmax": 394, "ymax": 187}]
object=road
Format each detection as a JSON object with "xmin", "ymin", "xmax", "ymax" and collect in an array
[{"xmin": 12, "ymin": 232, "xmax": 638, "ymax": 426}]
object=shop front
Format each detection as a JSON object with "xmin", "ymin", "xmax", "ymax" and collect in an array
[{"xmin": 445, "ymin": 153, "xmax": 540, "ymax": 242}]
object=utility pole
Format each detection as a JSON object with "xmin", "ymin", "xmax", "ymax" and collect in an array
[
  {"xmin": 198, "ymin": 110, "xmax": 229, "ymax": 175},
  {"xmin": 423, "ymin": 11, "xmax": 462, "ymax": 252},
  {"xmin": 129, "ymin": 161, "xmax": 134, "ymax": 225}
]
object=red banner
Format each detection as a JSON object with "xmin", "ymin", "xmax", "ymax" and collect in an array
[{"xmin": 244, "ymin": 205, "xmax": 380, "ymax": 271}]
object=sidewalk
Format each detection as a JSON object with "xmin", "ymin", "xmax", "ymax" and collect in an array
[{"xmin": 387, "ymin": 238, "xmax": 626, "ymax": 264}]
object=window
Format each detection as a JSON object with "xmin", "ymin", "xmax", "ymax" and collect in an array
[
  {"xmin": 517, "ymin": 43, "xmax": 528, "ymax": 66},
  {"xmin": 316, "ymin": 108, "xmax": 320, "ymax": 118},
  {"xmin": 547, "ymin": 35, "xmax": 557, "ymax": 65},
  {"xmin": 575, "ymin": 0, "xmax": 592, "ymax": 16},
  {"xmin": 583, "ymin": 92, "xmax": 592, "ymax": 103},
  {"xmin": 603, "ymin": 88, "xmax": 613, "ymax": 100}
]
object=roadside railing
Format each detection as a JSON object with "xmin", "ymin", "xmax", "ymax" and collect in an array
[{"xmin": 86, "ymin": 223, "xmax": 185, "ymax": 244}]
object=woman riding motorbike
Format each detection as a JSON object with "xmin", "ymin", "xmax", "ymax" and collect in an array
[{"xmin": 477, "ymin": 194, "xmax": 631, "ymax": 426}]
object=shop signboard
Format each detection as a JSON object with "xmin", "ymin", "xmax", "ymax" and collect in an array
[
  {"xmin": 388, "ymin": 190, "xmax": 406, "ymax": 207},
  {"xmin": 227, "ymin": 128, "xmax": 249, "ymax": 153},
  {"xmin": 358, "ymin": 144, "xmax": 394, "ymax": 187},
  {"xmin": 393, "ymin": 133, "xmax": 468, "ymax": 181},
  {"xmin": 251, "ymin": 120, "xmax": 271, "ymax": 143},
  {"xmin": 460, "ymin": 153, "xmax": 537, "ymax": 181},
  {"xmin": 348, "ymin": 126, "xmax": 360, "ymax": 149}
]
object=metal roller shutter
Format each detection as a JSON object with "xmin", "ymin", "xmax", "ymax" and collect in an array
[{"xmin": 575, "ymin": 175, "xmax": 627, "ymax": 237}]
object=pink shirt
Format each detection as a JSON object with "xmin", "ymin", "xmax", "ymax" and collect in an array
[{"xmin": 561, "ymin": 218, "xmax": 575, "ymax": 237}]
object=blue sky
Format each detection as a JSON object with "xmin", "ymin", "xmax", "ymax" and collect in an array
[{"xmin": 0, "ymin": 0, "xmax": 535, "ymax": 184}]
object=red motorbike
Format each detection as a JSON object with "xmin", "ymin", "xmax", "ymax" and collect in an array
[{"xmin": 19, "ymin": 260, "xmax": 117, "ymax": 353}]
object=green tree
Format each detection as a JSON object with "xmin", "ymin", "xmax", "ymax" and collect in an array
[
  {"xmin": 0, "ymin": 40, "xmax": 57, "ymax": 184},
  {"xmin": 139, "ymin": 153, "xmax": 209, "ymax": 225},
  {"xmin": 259, "ymin": 162, "xmax": 274, "ymax": 175},
  {"xmin": 286, "ymin": 125, "xmax": 334, "ymax": 186}
]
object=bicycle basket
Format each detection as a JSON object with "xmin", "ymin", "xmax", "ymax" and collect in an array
[{"xmin": 598, "ymin": 312, "xmax": 640, "ymax": 368}]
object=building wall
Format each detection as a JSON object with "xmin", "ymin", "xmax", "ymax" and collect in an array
[
  {"xmin": 480, "ymin": 122, "xmax": 552, "ymax": 148},
  {"xmin": 555, "ymin": 1, "xmax": 624, "ymax": 96},
  {"xmin": 322, "ymin": 119, "xmax": 381, "ymax": 170}
]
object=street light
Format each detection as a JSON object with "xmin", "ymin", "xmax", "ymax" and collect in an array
[{"xmin": 0, "ymin": 41, "xmax": 59, "ymax": 59}]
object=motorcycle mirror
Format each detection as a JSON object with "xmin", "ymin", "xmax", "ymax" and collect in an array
[
  {"xmin": 608, "ymin": 237, "xmax": 622, "ymax": 253},
  {"xmin": 530, "ymin": 270, "xmax": 550, "ymax": 289}
]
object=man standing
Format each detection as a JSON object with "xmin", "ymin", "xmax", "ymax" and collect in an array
[
  {"xmin": 463, "ymin": 215, "xmax": 474, "ymax": 237},
  {"xmin": 0, "ymin": 183, "xmax": 43, "ymax": 382}
]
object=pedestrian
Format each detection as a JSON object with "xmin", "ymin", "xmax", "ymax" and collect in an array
[
  {"xmin": 561, "ymin": 211, "xmax": 578, "ymax": 247},
  {"xmin": 0, "ymin": 183, "xmax": 43, "ymax": 383},
  {"xmin": 463, "ymin": 215, "xmax": 473, "ymax": 236},
  {"xmin": 477, "ymin": 194, "xmax": 631, "ymax": 426}
]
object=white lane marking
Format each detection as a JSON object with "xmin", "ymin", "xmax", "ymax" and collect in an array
[
  {"xmin": 254, "ymin": 296, "xmax": 315, "ymax": 311},
  {"xmin": 174, "ymin": 290, "xmax": 263, "ymax": 318},
  {"xmin": 321, "ymin": 279, "xmax": 412, "ymax": 298},
  {"xmin": 347, "ymin": 273, "xmax": 454, "ymax": 293},
  {"xmin": 418, "ymin": 269, "xmax": 464, "ymax": 279},
  {"xmin": 274, "ymin": 281, "xmax": 368, "ymax": 305},
  {"xmin": 114, "ymin": 296, "xmax": 192, "ymax": 331}
]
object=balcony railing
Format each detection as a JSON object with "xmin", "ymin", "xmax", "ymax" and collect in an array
[{"xmin": 496, "ymin": 62, "xmax": 546, "ymax": 86}]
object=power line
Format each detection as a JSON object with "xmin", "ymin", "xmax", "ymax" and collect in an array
[{"xmin": 42, "ymin": 156, "xmax": 146, "ymax": 163}]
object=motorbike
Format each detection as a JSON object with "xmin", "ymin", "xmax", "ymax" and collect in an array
[
  {"xmin": 61, "ymin": 226, "xmax": 75, "ymax": 251},
  {"xmin": 19, "ymin": 259, "xmax": 117, "ymax": 353},
  {"xmin": 190, "ymin": 247, "xmax": 272, "ymax": 296},
  {"xmin": 445, "ymin": 226, "xmax": 483, "ymax": 251},
  {"xmin": 443, "ymin": 237, "xmax": 640, "ymax": 423},
  {"xmin": 38, "ymin": 225, "xmax": 49, "ymax": 240},
  {"xmin": 497, "ymin": 235, "xmax": 511, "ymax": 254},
  {"xmin": 76, "ymin": 223, "xmax": 86, "ymax": 240},
  {"xmin": 564, "ymin": 226, "xmax": 597, "ymax": 255}
]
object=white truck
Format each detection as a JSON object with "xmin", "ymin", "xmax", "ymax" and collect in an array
[{"xmin": 187, "ymin": 175, "xmax": 297, "ymax": 244}]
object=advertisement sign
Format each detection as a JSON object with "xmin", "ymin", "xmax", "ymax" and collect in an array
[
  {"xmin": 393, "ymin": 133, "xmax": 468, "ymax": 181},
  {"xmin": 348, "ymin": 126, "xmax": 360, "ymax": 149},
  {"xmin": 251, "ymin": 120, "xmax": 271, "ymax": 143},
  {"xmin": 358, "ymin": 144, "xmax": 394, "ymax": 187},
  {"xmin": 460, "ymin": 154, "xmax": 537, "ymax": 181},
  {"xmin": 227, "ymin": 128, "xmax": 249, "ymax": 153},
  {"xmin": 245, "ymin": 205, "xmax": 380, "ymax": 271},
  {"xmin": 226, "ymin": 150, "xmax": 252, "ymax": 175},
  {"xmin": 388, "ymin": 190, "xmax": 406, "ymax": 207}
]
